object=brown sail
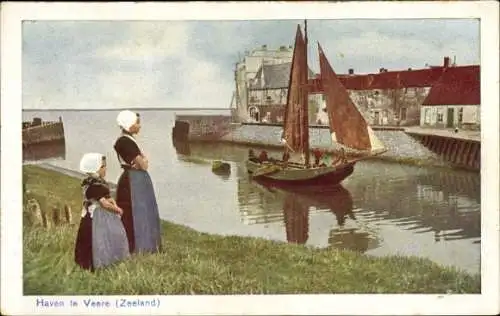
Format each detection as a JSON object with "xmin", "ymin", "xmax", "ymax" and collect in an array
[
  {"xmin": 282, "ymin": 25, "xmax": 309, "ymax": 159},
  {"xmin": 318, "ymin": 43, "xmax": 372, "ymax": 151}
]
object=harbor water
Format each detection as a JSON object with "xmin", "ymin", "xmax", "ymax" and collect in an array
[{"xmin": 22, "ymin": 109, "xmax": 481, "ymax": 275}]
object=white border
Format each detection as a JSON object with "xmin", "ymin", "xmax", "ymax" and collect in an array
[{"xmin": 1, "ymin": 1, "xmax": 499, "ymax": 315}]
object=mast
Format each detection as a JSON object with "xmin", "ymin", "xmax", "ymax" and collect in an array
[
  {"xmin": 281, "ymin": 24, "xmax": 309, "ymax": 162},
  {"xmin": 303, "ymin": 19, "xmax": 310, "ymax": 167}
]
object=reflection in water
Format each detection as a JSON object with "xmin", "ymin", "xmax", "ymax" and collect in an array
[
  {"xmin": 174, "ymin": 140, "xmax": 232, "ymax": 181},
  {"xmin": 251, "ymin": 179, "xmax": 380, "ymax": 252},
  {"xmin": 176, "ymin": 141, "xmax": 480, "ymax": 248},
  {"xmin": 343, "ymin": 165, "xmax": 480, "ymax": 244},
  {"xmin": 26, "ymin": 110, "xmax": 480, "ymax": 274},
  {"xmin": 23, "ymin": 140, "xmax": 66, "ymax": 162},
  {"xmin": 173, "ymin": 140, "xmax": 191, "ymax": 156}
]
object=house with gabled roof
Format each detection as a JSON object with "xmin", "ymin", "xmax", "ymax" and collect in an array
[
  {"xmin": 420, "ymin": 65, "xmax": 480, "ymax": 130},
  {"xmin": 247, "ymin": 61, "xmax": 319, "ymax": 123},
  {"xmin": 232, "ymin": 45, "xmax": 294, "ymax": 123}
]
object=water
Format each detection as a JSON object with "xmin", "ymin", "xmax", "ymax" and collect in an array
[{"xmin": 23, "ymin": 109, "xmax": 481, "ymax": 275}]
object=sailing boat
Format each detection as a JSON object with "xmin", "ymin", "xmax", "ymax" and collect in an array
[{"xmin": 246, "ymin": 21, "xmax": 386, "ymax": 187}]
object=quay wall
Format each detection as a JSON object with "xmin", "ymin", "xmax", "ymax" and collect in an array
[
  {"xmin": 173, "ymin": 115, "xmax": 234, "ymax": 141},
  {"xmin": 172, "ymin": 115, "xmax": 480, "ymax": 171},
  {"xmin": 22, "ymin": 121, "xmax": 65, "ymax": 147},
  {"xmin": 219, "ymin": 123, "xmax": 442, "ymax": 162}
]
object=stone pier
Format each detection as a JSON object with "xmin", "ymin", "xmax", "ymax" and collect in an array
[{"xmin": 405, "ymin": 127, "xmax": 480, "ymax": 171}]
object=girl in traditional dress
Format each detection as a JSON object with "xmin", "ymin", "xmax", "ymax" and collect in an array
[
  {"xmin": 74, "ymin": 153, "xmax": 130, "ymax": 271},
  {"xmin": 114, "ymin": 110, "xmax": 162, "ymax": 254}
]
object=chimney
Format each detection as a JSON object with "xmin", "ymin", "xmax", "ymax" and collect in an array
[
  {"xmin": 348, "ymin": 68, "xmax": 354, "ymax": 75},
  {"xmin": 444, "ymin": 56, "xmax": 450, "ymax": 68}
]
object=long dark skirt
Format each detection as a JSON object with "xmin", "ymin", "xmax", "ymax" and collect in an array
[
  {"xmin": 74, "ymin": 206, "xmax": 130, "ymax": 271},
  {"xmin": 116, "ymin": 169, "xmax": 162, "ymax": 254},
  {"xmin": 74, "ymin": 212, "xmax": 93, "ymax": 271}
]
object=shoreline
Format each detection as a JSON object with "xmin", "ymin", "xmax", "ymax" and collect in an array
[
  {"xmin": 184, "ymin": 138, "xmax": 479, "ymax": 173},
  {"xmin": 22, "ymin": 164, "xmax": 480, "ymax": 295},
  {"xmin": 172, "ymin": 118, "xmax": 481, "ymax": 172}
]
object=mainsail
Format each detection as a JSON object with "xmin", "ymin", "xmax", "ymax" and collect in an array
[
  {"xmin": 318, "ymin": 43, "xmax": 385, "ymax": 153},
  {"xmin": 281, "ymin": 25, "xmax": 309, "ymax": 163}
]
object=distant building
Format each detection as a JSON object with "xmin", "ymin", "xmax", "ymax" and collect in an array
[
  {"xmin": 420, "ymin": 65, "xmax": 480, "ymax": 130},
  {"xmin": 330, "ymin": 59, "xmax": 451, "ymax": 127},
  {"xmin": 231, "ymin": 45, "xmax": 294, "ymax": 122},
  {"xmin": 247, "ymin": 62, "xmax": 320, "ymax": 124},
  {"xmin": 232, "ymin": 51, "xmax": 479, "ymax": 129}
]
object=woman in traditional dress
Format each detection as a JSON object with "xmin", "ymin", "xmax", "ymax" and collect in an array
[
  {"xmin": 74, "ymin": 153, "xmax": 130, "ymax": 271},
  {"xmin": 114, "ymin": 110, "xmax": 162, "ymax": 254}
]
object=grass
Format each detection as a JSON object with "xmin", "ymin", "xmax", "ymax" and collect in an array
[{"xmin": 22, "ymin": 165, "xmax": 481, "ymax": 295}]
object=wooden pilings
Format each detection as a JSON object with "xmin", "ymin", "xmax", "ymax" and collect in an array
[
  {"xmin": 24, "ymin": 198, "xmax": 73, "ymax": 229},
  {"xmin": 409, "ymin": 133, "xmax": 480, "ymax": 171}
]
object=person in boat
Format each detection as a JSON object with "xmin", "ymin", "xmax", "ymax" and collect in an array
[
  {"xmin": 258, "ymin": 150, "xmax": 269, "ymax": 163},
  {"xmin": 74, "ymin": 153, "xmax": 130, "ymax": 272},
  {"xmin": 248, "ymin": 149, "xmax": 260, "ymax": 163},
  {"xmin": 281, "ymin": 151, "xmax": 290, "ymax": 167},
  {"xmin": 312, "ymin": 148, "xmax": 323, "ymax": 167},
  {"xmin": 114, "ymin": 110, "xmax": 162, "ymax": 254}
]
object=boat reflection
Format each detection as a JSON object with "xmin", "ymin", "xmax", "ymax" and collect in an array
[
  {"xmin": 177, "ymin": 141, "xmax": 480, "ymax": 247},
  {"xmin": 251, "ymin": 179, "xmax": 380, "ymax": 252},
  {"xmin": 22, "ymin": 139, "xmax": 66, "ymax": 162},
  {"xmin": 173, "ymin": 140, "xmax": 232, "ymax": 181},
  {"xmin": 172, "ymin": 139, "xmax": 191, "ymax": 156}
]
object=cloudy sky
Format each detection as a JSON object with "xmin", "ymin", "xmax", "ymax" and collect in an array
[{"xmin": 22, "ymin": 19, "xmax": 479, "ymax": 110}]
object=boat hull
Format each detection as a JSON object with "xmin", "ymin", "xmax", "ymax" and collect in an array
[{"xmin": 246, "ymin": 160, "xmax": 355, "ymax": 189}]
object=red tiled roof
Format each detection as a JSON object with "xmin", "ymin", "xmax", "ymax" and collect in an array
[
  {"xmin": 422, "ymin": 65, "xmax": 480, "ymax": 106},
  {"xmin": 369, "ymin": 71, "xmax": 402, "ymax": 89},
  {"xmin": 337, "ymin": 67, "xmax": 446, "ymax": 90},
  {"xmin": 338, "ymin": 75, "xmax": 372, "ymax": 90},
  {"xmin": 399, "ymin": 67, "xmax": 445, "ymax": 87}
]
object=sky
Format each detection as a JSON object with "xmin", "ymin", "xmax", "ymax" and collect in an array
[{"xmin": 22, "ymin": 19, "xmax": 480, "ymax": 110}]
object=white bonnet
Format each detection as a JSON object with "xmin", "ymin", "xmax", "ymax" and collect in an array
[
  {"xmin": 79, "ymin": 152, "xmax": 104, "ymax": 174},
  {"xmin": 117, "ymin": 110, "xmax": 138, "ymax": 132}
]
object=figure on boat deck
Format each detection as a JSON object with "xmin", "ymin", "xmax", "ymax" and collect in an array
[
  {"xmin": 258, "ymin": 150, "xmax": 269, "ymax": 163},
  {"xmin": 248, "ymin": 149, "xmax": 260, "ymax": 163},
  {"xmin": 312, "ymin": 148, "xmax": 323, "ymax": 167}
]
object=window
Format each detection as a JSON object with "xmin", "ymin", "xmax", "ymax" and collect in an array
[
  {"xmin": 424, "ymin": 108, "xmax": 431, "ymax": 124},
  {"xmin": 249, "ymin": 96, "xmax": 256, "ymax": 103},
  {"xmin": 266, "ymin": 96, "xmax": 272, "ymax": 102},
  {"xmin": 458, "ymin": 107, "xmax": 463, "ymax": 123},
  {"xmin": 400, "ymin": 108, "xmax": 407, "ymax": 121},
  {"xmin": 437, "ymin": 109, "xmax": 444, "ymax": 123}
]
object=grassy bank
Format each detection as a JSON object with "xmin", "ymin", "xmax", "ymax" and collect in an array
[{"xmin": 23, "ymin": 165, "xmax": 480, "ymax": 295}]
